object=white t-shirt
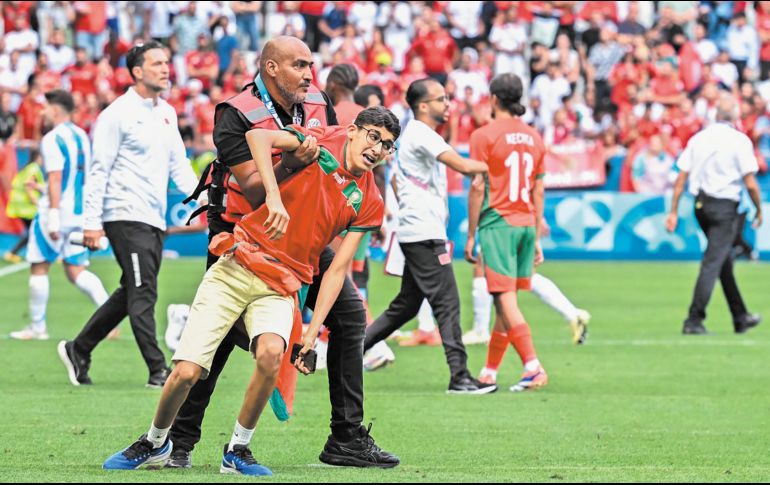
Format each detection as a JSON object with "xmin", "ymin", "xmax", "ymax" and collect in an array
[
  {"xmin": 39, "ymin": 122, "xmax": 91, "ymax": 227},
  {"xmin": 41, "ymin": 44, "xmax": 75, "ymax": 73},
  {"xmin": 448, "ymin": 68, "xmax": 489, "ymax": 103},
  {"xmin": 446, "ymin": 1, "xmax": 483, "ymax": 38},
  {"xmin": 267, "ymin": 13, "xmax": 306, "ymax": 39},
  {"xmin": 393, "ymin": 120, "xmax": 452, "ymax": 243},
  {"xmin": 712, "ymin": 61, "xmax": 739, "ymax": 89},
  {"xmin": 530, "ymin": 74, "xmax": 572, "ymax": 128},
  {"xmin": 676, "ymin": 122, "xmax": 759, "ymax": 201},
  {"xmin": 4, "ymin": 28, "xmax": 38, "ymax": 79}
]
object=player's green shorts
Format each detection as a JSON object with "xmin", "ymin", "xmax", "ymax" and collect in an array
[{"xmin": 479, "ymin": 224, "xmax": 536, "ymax": 293}]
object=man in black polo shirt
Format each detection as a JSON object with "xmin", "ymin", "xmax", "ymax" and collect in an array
[{"xmin": 166, "ymin": 36, "xmax": 398, "ymax": 469}]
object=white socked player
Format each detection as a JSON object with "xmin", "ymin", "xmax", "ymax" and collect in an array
[{"xmin": 10, "ymin": 90, "xmax": 109, "ymax": 341}]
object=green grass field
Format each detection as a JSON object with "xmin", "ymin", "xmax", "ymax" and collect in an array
[{"xmin": 1, "ymin": 258, "xmax": 770, "ymax": 482}]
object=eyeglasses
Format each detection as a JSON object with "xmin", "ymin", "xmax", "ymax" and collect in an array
[
  {"xmin": 421, "ymin": 95, "xmax": 448, "ymax": 104},
  {"xmin": 355, "ymin": 124, "xmax": 396, "ymax": 154}
]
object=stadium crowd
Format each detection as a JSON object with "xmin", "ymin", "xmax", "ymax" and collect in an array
[{"xmin": 2, "ymin": 0, "xmax": 770, "ymax": 196}]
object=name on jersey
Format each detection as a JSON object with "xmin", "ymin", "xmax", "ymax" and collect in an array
[{"xmin": 506, "ymin": 133, "xmax": 535, "ymax": 147}]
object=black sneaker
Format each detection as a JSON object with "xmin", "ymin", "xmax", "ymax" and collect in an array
[
  {"xmin": 147, "ymin": 367, "xmax": 171, "ymax": 389},
  {"xmin": 319, "ymin": 423, "xmax": 400, "ymax": 468},
  {"xmin": 734, "ymin": 313, "xmax": 761, "ymax": 334},
  {"xmin": 682, "ymin": 320, "xmax": 709, "ymax": 335},
  {"xmin": 57, "ymin": 340, "xmax": 92, "ymax": 386},
  {"xmin": 164, "ymin": 447, "xmax": 192, "ymax": 469},
  {"xmin": 447, "ymin": 375, "xmax": 497, "ymax": 395}
]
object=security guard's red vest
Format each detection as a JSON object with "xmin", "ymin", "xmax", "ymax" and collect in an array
[{"xmin": 217, "ymin": 84, "xmax": 329, "ymax": 223}]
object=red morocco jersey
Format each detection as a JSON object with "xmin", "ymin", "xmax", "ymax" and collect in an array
[
  {"xmin": 237, "ymin": 125, "xmax": 385, "ymax": 284},
  {"xmin": 470, "ymin": 117, "xmax": 546, "ymax": 228}
]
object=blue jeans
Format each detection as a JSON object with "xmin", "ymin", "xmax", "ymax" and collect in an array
[
  {"xmin": 75, "ymin": 31, "xmax": 107, "ymax": 61},
  {"xmin": 235, "ymin": 14, "xmax": 260, "ymax": 52}
]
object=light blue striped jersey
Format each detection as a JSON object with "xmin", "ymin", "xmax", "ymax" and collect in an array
[{"xmin": 39, "ymin": 121, "xmax": 91, "ymax": 226}]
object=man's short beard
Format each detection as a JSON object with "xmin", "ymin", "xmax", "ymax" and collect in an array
[
  {"xmin": 143, "ymin": 80, "xmax": 166, "ymax": 94},
  {"xmin": 276, "ymin": 82, "xmax": 306, "ymax": 107}
]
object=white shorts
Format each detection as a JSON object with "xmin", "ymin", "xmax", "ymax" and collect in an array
[{"xmin": 26, "ymin": 215, "xmax": 90, "ymax": 266}]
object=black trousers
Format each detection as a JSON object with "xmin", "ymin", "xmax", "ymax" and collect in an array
[
  {"xmin": 687, "ymin": 193, "xmax": 748, "ymax": 323},
  {"xmin": 365, "ymin": 240, "xmax": 470, "ymax": 381},
  {"xmin": 169, "ymin": 219, "xmax": 367, "ymax": 451},
  {"xmin": 74, "ymin": 221, "xmax": 167, "ymax": 375}
]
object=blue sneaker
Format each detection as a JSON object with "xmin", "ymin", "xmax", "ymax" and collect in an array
[
  {"xmin": 220, "ymin": 444, "xmax": 273, "ymax": 476},
  {"xmin": 103, "ymin": 434, "xmax": 173, "ymax": 470}
]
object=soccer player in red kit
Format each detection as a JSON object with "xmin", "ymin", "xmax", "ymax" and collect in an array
[
  {"xmin": 465, "ymin": 73, "xmax": 548, "ymax": 392},
  {"xmin": 103, "ymin": 107, "xmax": 400, "ymax": 475}
]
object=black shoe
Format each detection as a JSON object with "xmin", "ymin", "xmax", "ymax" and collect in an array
[
  {"xmin": 447, "ymin": 376, "xmax": 497, "ymax": 395},
  {"xmin": 147, "ymin": 367, "xmax": 171, "ymax": 389},
  {"xmin": 164, "ymin": 447, "xmax": 192, "ymax": 468},
  {"xmin": 682, "ymin": 320, "xmax": 709, "ymax": 335},
  {"xmin": 734, "ymin": 313, "xmax": 761, "ymax": 334},
  {"xmin": 319, "ymin": 423, "xmax": 400, "ymax": 468},
  {"xmin": 57, "ymin": 340, "xmax": 92, "ymax": 386}
]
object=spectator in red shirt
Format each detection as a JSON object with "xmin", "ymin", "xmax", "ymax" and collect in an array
[
  {"xmin": 448, "ymin": 85, "xmax": 483, "ymax": 153},
  {"xmin": 110, "ymin": 66, "xmax": 133, "ymax": 95},
  {"xmin": 400, "ymin": 56, "xmax": 429, "ymax": 97},
  {"xmin": 365, "ymin": 52, "xmax": 399, "ymax": 107},
  {"xmin": 33, "ymin": 52, "xmax": 62, "ymax": 94},
  {"xmin": 650, "ymin": 59, "xmax": 686, "ymax": 107},
  {"xmin": 579, "ymin": 1, "xmax": 618, "ymax": 23},
  {"xmin": 73, "ymin": 1, "xmax": 108, "ymax": 61},
  {"xmin": 2, "ymin": 1, "xmax": 34, "ymax": 34},
  {"xmin": 407, "ymin": 15, "xmax": 457, "ymax": 85},
  {"xmin": 326, "ymin": 64, "xmax": 364, "ymax": 125},
  {"xmin": 14, "ymin": 76, "xmax": 44, "ymax": 147},
  {"xmin": 610, "ymin": 52, "xmax": 644, "ymax": 110},
  {"xmin": 669, "ymin": 97, "xmax": 702, "ymax": 149},
  {"xmin": 194, "ymin": 86, "xmax": 221, "ymax": 152},
  {"xmin": 757, "ymin": 1, "xmax": 770, "ymax": 80},
  {"xmin": 166, "ymin": 85, "xmax": 187, "ymax": 117},
  {"xmin": 73, "ymin": 92, "xmax": 101, "ymax": 135},
  {"xmin": 185, "ymin": 34, "xmax": 220, "ymax": 91},
  {"xmin": 365, "ymin": 28, "xmax": 394, "ymax": 74},
  {"xmin": 64, "ymin": 47, "xmax": 99, "ymax": 98}
]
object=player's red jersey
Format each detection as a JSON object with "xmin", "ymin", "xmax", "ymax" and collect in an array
[
  {"xmin": 236, "ymin": 125, "xmax": 384, "ymax": 284},
  {"xmin": 470, "ymin": 117, "xmax": 546, "ymax": 228}
]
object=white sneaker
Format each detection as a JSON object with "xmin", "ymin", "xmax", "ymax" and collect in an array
[
  {"xmin": 10, "ymin": 325, "xmax": 49, "ymax": 341},
  {"xmin": 462, "ymin": 329, "xmax": 491, "ymax": 346},
  {"xmin": 568, "ymin": 309, "xmax": 591, "ymax": 345},
  {"xmin": 363, "ymin": 341, "xmax": 395, "ymax": 372},
  {"xmin": 314, "ymin": 340, "xmax": 328, "ymax": 371},
  {"xmin": 165, "ymin": 304, "xmax": 190, "ymax": 352}
]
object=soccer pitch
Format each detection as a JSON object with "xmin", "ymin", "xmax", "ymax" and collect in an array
[{"xmin": 1, "ymin": 258, "xmax": 769, "ymax": 482}]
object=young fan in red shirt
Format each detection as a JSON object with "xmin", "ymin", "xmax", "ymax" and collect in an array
[{"xmin": 103, "ymin": 107, "xmax": 400, "ymax": 476}]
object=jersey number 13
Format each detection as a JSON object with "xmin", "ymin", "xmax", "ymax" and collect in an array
[{"xmin": 504, "ymin": 151, "xmax": 534, "ymax": 203}]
